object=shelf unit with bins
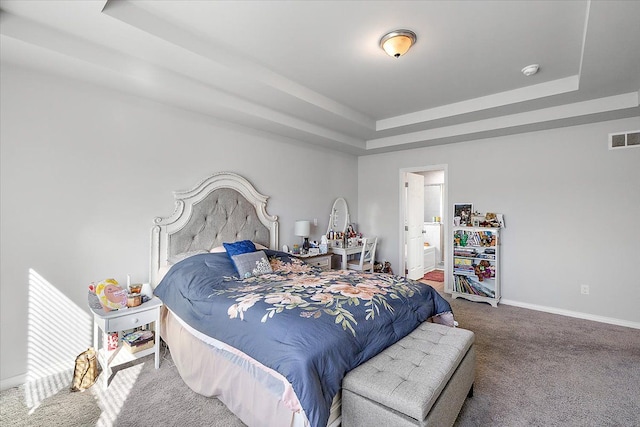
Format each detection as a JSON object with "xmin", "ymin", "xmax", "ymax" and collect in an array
[{"xmin": 451, "ymin": 226, "xmax": 500, "ymax": 307}]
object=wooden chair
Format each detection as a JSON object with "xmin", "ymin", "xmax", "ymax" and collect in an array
[{"xmin": 347, "ymin": 237, "xmax": 378, "ymax": 273}]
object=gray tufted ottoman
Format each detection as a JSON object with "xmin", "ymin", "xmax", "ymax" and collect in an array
[{"xmin": 342, "ymin": 322, "xmax": 475, "ymax": 427}]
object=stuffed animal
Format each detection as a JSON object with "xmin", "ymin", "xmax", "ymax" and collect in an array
[
  {"xmin": 474, "ymin": 260, "xmax": 492, "ymax": 281},
  {"xmin": 382, "ymin": 261, "xmax": 393, "ymax": 275}
]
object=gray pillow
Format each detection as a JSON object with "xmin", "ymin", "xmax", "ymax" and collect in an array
[{"xmin": 231, "ymin": 250, "xmax": 273, "ymax": 278}]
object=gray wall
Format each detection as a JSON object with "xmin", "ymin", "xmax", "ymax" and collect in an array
[
  {"xmin": 0, "ymin": 64, "xmax": 358, "ymax": 385},
  {"xmin": 358, "ymin": 116, "xmax": 640, "ymax": 325},
  {"xmin": 2, "ymin": 61, "xmax": 639, "ymax": 388}
]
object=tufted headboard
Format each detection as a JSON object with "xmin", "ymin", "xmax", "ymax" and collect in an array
[{"xmin": 150, "ymin": 172, "xmax": 278, "ymax": 286}]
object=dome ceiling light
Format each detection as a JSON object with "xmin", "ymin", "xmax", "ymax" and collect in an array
[{"xmin": 380, "ymin": 29, "xmax": 417, "ymax": 58}]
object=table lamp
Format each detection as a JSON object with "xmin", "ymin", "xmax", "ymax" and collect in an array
[{"xmin": 294, "ymin": 220, "xmax": 311, "ymax": 254}]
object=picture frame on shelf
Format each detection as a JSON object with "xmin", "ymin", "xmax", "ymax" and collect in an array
[{"xmin": 454, "ymin": 203, "xmax": 473, "ymax": 226}]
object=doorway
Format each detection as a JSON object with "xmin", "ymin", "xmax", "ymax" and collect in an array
[{"xmin": 400, "ymin": 165, "xmax": 449, "ymax": 291}]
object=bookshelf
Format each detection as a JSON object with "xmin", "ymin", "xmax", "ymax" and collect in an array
[{"xmin": 451, "ymin": 226, "xmax": 500, "ymax": 307}]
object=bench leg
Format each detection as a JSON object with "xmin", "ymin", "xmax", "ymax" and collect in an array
[{"xmin": 467, "ymin": 384, "xmax": 474, "ymax": 398}]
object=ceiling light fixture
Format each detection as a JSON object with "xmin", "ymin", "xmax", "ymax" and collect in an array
[
  {"xmin": 380, "ymin": 29, "xmax": 417, "ymax": 58},
  {"xmin": 521, "ymin": 64, "xmax": 540, "ymax": 76}
]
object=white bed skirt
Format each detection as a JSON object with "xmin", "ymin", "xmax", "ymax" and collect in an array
[{"xmin": 160, "ymin": 307, "xmax": 342, "ymax": 427}]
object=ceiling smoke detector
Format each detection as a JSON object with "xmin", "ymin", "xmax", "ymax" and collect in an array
[{"xmin": 521, "ymin": 64, "xmax": 540, "ymax": 76}]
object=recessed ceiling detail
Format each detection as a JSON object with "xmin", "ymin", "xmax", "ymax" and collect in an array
[{"xmin": 0, "ymin": 0, "xmax": 638, "ymax": 154}]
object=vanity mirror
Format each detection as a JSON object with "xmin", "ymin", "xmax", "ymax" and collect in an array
[{"xmin": 327, "ymin": 197, "xmax": 350, "ymax": 235}]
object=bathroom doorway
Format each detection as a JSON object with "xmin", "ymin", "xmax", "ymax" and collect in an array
[
  {"xmin": 423, "ymin": 175, "xmax": 445, "ymax": 270},
  {"xmin": 400, "ymin": 164, "xmax": 448, "ymax": 291}
]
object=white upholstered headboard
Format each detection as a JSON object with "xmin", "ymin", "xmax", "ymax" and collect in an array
[{"xmin": 150, "ymin": 172, "xmax": 279, "ymax": 286}]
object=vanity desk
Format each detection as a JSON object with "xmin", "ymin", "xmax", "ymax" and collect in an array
[
  {"xmin": 331, "ymin": 245, "xmax": 365, "ymax": 270},
  {"xmin": 325, "ymin": 197, "xmax": 373, "ymax": 270}
]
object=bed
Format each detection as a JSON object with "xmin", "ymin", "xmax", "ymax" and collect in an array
[{"xmin": 150, "ymin": 172, "xmax": 455, "ymax": 427}]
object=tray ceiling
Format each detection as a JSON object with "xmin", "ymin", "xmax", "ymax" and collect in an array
[{"xmin": 1, "ymin": 0, "xmax": 638, "ymax": 154}]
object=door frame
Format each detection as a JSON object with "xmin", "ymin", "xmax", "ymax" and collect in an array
[
  {"xmin": 405, "ymin": 172, "xmax": 425, "ymax": 280},
  {"xmin": 399, "ymin": 164, "xmax": 450, "ymax": 291}
]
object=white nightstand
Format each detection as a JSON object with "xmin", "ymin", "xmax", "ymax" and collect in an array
[{"xmin": 89, "ymin": 296, "xmax": 163, "ymax": 388}]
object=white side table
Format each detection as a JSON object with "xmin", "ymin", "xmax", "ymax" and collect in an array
[{"xmin": 89, "ymin": 296, "xmax": 163, "ymax": 388}]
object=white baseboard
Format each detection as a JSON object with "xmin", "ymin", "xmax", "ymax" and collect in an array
[
  {"xmin": 500, "ymin": 298, "xmax": 640, "ymax": 330},
  {"xmin": 1, "ymin": 373, "xmax": 26, "ymax": 391}
]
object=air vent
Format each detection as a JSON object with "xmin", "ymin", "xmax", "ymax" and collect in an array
[{"xmin": 609, "ymin": 131, "xmax": 640, "ymax": 150}]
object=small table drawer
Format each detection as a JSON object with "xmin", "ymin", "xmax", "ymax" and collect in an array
[
  {"xmin": 105, "ymin": 308, "xmax": 157, "ymax": 332},
  {"xmin": 309, "ymin": 255, "xmax": 331, "ymax": 270}
]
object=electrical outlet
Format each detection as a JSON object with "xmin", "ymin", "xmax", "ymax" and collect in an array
[
  {"xmin": 313, "ymin": 218, "xmax": 318, "ymax": 226},
  {"xmin": 580, "ymin": 284, "xmax": 589, "ymax": 295}
]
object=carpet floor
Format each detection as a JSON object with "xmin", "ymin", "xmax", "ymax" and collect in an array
[{"xmin": 2, "ymin": 294, "xmax": 639, "ymax": 426}]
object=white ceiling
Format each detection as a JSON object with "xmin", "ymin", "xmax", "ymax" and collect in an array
[{"xmin": 1, "ymin": 0, "xmax": 639, "ymax": 154}]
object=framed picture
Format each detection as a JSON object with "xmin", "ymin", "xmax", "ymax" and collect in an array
[{"xmin": 454, "ymin": 203, "xmax": 473, "ymax": 226}]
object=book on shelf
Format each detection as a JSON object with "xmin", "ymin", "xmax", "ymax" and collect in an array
[
  {"xmin": 124, "ymin": 339, "xmax": 154, "ymax": 354},
  {"xmin": 453, "ymin": 275, "xmax": 495, "ymax": 298},
  {"xmin": 454, "ymin": 248, "xmax": 477, "ymax": 257},
  {"xmin": 122, "ymin": 330, "xmax": 155, "ymax": 354},
  {"xmin": 123, "ymin": 330, "xmax": 153, "ymax": 344}
]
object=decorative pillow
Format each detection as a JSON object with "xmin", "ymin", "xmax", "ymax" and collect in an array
[
  {"xmin": 231, "ymin": 250, "xmax": 273, "ymax": 278},
  {"xmin": 212, "ymin": 242, "xmax": 266, "ymax": 253},
  {"xmin": 223, "ymin": 240, "xmax": 256, "ymax": 257}
]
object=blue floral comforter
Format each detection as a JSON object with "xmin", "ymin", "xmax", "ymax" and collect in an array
[{"xmin": 154, "ymin": 250, "xmax": 452, "ymax": 427}]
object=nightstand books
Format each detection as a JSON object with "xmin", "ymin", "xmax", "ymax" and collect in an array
[{"xmin": 122, "ymin": 330, "xmax": 155, "ymax": 353}]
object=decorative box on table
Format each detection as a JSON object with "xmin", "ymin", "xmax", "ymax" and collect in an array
[{"xmin": 122, "ymin": 330, "xmax": 155, "ymax": 354}]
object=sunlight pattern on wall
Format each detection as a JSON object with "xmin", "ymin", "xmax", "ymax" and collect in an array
[{"xmin": 25, "ymin": 269, "xmax": 92, "ymax": 412}]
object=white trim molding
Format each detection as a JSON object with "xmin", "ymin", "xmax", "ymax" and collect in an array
[
  {"xmin": 1, "ymin": 373, "xmax": 25, "ymax": 391},
  {"xmin": 500, "ymin": 299, "xmax": 640, "ymax": 330}
]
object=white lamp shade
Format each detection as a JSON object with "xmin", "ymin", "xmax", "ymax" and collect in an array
[{"xmin": 294, "ymin": 220, "xmax": 311, "ymax": 237}]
